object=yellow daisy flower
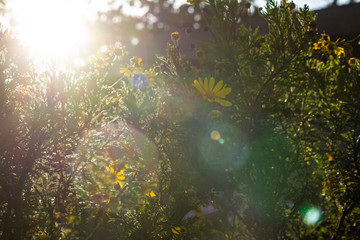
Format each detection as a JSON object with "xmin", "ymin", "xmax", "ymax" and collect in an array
[
  {"xmin": 90, "ymin": 52, "xmax": 110, "ymax": 69},
  {"xmin": 348, "ymin": 57, "xmax": 356, "ymax": 66},
  {"xmin": 116, "ymin": 169, "xmax": 125, "ymax": 187},
  {"xmin": 171, "ymin": 32, "xmax": 181, "ymax": 44},
  {"xmin": 106, "ymin": 166, "xmax": 126, "ymax": 187},
  {"xmin": 193, "ymin": 77, "xmax": 232, "ymax": 107}
]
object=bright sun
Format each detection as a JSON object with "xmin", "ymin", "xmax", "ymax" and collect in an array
[{"xmin": 8, "ymin": 0, "xmax": 91, "ymax": 58}]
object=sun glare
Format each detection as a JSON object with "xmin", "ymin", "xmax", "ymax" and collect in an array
[{"xmin": 9, "ymin": 0, "xmax": 90, "ymax": 58}]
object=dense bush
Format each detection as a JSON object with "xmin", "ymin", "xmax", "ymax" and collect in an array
[{"xmin": 0, "ymin": 1, "xmax": 359, "ymax": 239}]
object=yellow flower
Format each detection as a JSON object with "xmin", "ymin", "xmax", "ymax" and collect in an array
[
  {"xmin": 171, "ymin": 32, "xmax": 181, "ymax": 44},
  {"xmin": 325, "ymin": 152, "xmax": 333, "ymax": 161},
  {"xmin": 334, "ymin": 46, "xmax": 344, "ymax": 56},
  {"xmin": 106, "ymin": 166, "xmax": 126, "ymax": 187},
  {"xmin": 327, "ymin": 42, "xmax": 344, "ymax": 56},
  {"xmin": 171, "ymin": 226, "xmax": 181, "ymax": 235},
  {"xmin": 116, "ymin": 169, "xmax": 126, "ymax": 187},
  {"xmin": 193, "ymin": 77, "xmax": 232, "ymax": 106},
  {"xmin": 106, "ymin": 166, "xmax": 115, "ymax": 174},
  {"xmin": 146, "ymin": 191, "xmax": 156, "ymax": 198},
  {"xmin": 90, "ymin": 52, "xmax": 110, "ymax": 69},
  {"xmin": 145, "ymin": 68, "xmax": 158, "ymax": 87},
  {"xmin": 120, "ymin": 65, "xmax": 133, "ymax": 77},
  {"xmin": 120, "ymin": 57, "xmax": 143, "ymax": 77},
  {"xmin": 313, "ymin": 39, "xmax": 325, "ymax": 50},
  {"xmin": 130, "ymin": 56, "xmax": 142, "ymax": 67},
  {"xmin": 348, "ymin": 57, "xmax": 356, "ymax": 66},
  {"xmin": 313, "ymin": 35, "xmax": 345, "ymax": 57},
  {"xmin": 107, "ymin": 43, "xmax": 128, "ymax": 60}
]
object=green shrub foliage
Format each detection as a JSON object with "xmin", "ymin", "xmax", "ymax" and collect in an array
[{"xmin": 0, "ymin": 1, "xmax": 360, "ymax": 239}]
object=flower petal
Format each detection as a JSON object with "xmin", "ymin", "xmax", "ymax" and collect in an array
[
  {"xmin": 117, "ymin": 175, "xmax": 125, "ymax": 180},
  {"xmin": 215, "ymin": 98, "xmax": 232, "ymax": 106},
  {"xmin": 204, "ymin": 77, "xmax": 208, "ymax": 91},
  {"xmin": 216, "ymin": 87, "xmax": 231, "ymax": 98},
  {"xmin": 193, "ymin": 80, "xmax": 206, "ymax": 95},
  {"xmin": 209, "ymin": 77, "xmax": 215, "ymax": 91},
  {"xmin": 212, "ymin": 80, "xmax": 223, "ymax": 93},
  {"xmin": 116, "ymin": 180, "xmax": 123, "ymax": 188},
  {"xmin": 198, "ymin": 77, "xmax": 204, "ymax": 88}
]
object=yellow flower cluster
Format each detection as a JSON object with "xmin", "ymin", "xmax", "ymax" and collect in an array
[
  {"xmin": 90, "ymin": 44, "xmax": 128, "ymax": 76},
  {"xmin": 107, "ymin": 43, "xmax": 128, "ymax": 60},
  {"xmin": 119, "ymin": 56, "xmax": 160, "ymax": 87},
  {"xmin": 193, "ymin": 77, "xmax": 232, "ymax": 106},
  {"xmin": 313, "ymin": 35, "xmax": 344, "ymax": 56}
]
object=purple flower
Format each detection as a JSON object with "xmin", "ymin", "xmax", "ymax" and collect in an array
[
  {"xmin": 183, "ymin": 204, "xmax": 217, "ymax": 219},
  {"xmin": 133, "ymin": 73, "xmax": 148, "ymax": 90}
]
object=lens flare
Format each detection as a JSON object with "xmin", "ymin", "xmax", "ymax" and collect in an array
[
  {"xmin": 199, "ymin": 122, "xmax": 243, "ymax": 170},
  {"xmin": 9, "ymin": 0, "xmax": 90, "ymax": 58},
  {"xmin": 300, "ymin": 205, "xmax": 322, "ymax": 226},
  {"xmin": 210, "ymin": 130, "xmax": 221, "ymax": 141}
]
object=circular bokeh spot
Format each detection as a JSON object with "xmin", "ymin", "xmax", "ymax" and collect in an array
[
  {"xmin": 300, "ymin": 204, "xmax": 322, "ymax": 226},
  {"xmin": 199, "ymin": 122, "xmax": 245, "ymax": 170},
  {"xmin": 210, "ymin": 130, "xmax": 221, "ymax": 141}
]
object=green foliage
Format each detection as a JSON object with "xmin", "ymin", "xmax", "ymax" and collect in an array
[{"xmin": 1, "ymin": 1, "xmax": 360, "ymax": 239}]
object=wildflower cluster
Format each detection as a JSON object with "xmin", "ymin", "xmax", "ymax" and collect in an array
[
  {"xmin": 90, "ymin": 43, "xmax": 128, "ymax": 76},
  {"xmin": 120, "ymin": 56, "xmax": 160, "ymax": 88},
  {"xmin": 313, "ymin": 34, "xmax": 345, "ymax": 57}
]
